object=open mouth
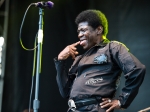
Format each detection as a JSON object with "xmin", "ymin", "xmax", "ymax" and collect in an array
[{"xmin": 80, "ymin": 39, "xmax": 87, "ymax": 46}]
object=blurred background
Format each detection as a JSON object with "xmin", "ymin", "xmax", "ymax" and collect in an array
[{"xmin": 0, "ymin": 0, "xmax": 150, "ymax": 112}]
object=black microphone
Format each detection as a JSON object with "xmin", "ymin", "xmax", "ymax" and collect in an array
[{"xmin": 32, "ymin": 1, "xmax": 54, "ymax": 9}]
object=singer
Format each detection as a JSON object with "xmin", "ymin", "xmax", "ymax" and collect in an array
[{"xmin": 54, "ymin": 9, "xmax": 146, "ymax": 112}]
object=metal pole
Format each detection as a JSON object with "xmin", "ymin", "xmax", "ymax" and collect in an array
[
  {"xmin": 33, "ymin": 8, "xmax": 44, "ymax": 112},
  {"xmin": 0, "ymin": 0, "xmax": 9, "ymax": 111}
]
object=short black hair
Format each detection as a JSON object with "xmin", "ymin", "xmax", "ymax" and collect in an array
[{"xmin": 75, "ymin": 9, "xmax": 108, "ymax": 36}]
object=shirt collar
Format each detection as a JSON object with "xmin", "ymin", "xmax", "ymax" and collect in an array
[{"xmin": 96, "ymin": 38, "xmax": 110, "ymax": 47}]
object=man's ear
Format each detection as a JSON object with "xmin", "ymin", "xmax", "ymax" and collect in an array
[{"xmin": 96, "ymin": 26, "xmax": 103, "ymax": 35}]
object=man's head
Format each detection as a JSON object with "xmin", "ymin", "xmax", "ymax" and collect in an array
[
  {"xmin": 75, "ymin": 10, "xmax": 108, "ymax": 50},
  {"xmin": 75, "ymin": 9, "xmax": 108, "ymax": 37}
]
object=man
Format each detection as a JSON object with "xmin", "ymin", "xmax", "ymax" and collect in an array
[{"xmin": 54, "ymin": 9, "xmax": 146, "ymax": 112}]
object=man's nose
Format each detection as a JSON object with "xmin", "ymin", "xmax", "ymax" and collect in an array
[{"xmin": 78, "ymin": 31, "xmax": 84, "ymax": 38}]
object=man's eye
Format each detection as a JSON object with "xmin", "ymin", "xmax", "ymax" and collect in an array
[
  {"xmin": 83, "ymin": 28, "xmax": 88, "ymax": 32},
  {"xmin": 77, "ymin": 29, "xmax": 88, "ymax": 34},
  {"xmin": 82, "ymin": 29, "xmax": 87, "ymax": 32}
]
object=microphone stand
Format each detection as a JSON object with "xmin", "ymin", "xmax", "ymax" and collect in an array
[{"xmin": 33, "ymin": 8, "xmax": 44, "ymax": 112}]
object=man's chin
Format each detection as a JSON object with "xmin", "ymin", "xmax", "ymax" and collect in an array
[{"xmin": 82, "ymin": 46, "xmax": 90, "ymax": 50}]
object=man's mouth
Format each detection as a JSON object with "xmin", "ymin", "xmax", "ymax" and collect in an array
[{"xmin": 80, "ymin": 39, "xmax": 87, "ymax": 46}]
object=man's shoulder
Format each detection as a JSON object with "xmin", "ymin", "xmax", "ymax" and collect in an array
[
  {"xmin": 109, "ymin": 40, "xmax": 129, "ymax": 51},
  {"xmin": 110, "ymin": 40, "xmax": 124, "ymax": 46}
]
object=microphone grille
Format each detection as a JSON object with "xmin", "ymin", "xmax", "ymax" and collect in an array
[
  {"xmin": 46, "ymin": 1, "xmax": 54, "ymax": 9},
  {"xmin": 33, "ymin": 1, "xmax": 54, "ymax": 9}
]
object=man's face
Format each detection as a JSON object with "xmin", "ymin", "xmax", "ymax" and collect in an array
[{"xmin": 77, "ymin": 22, "xmax": 100, "ymax": 50}]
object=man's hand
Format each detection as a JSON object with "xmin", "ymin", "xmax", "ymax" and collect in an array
[
  {"xmin": 58, "ymin": 41, "xmax": 80, "ymax": 60},
  {"xmin": 100, "ymin": 98, "xmax": 121, "ymax": 112}
]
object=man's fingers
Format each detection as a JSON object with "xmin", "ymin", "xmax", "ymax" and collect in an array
[
  {"xmin": 70, "ymin": 45, "xmax": 77, "ymax": 51},
  {"xmin": 57, "ymin": 42, "xmax": 79, "ymax": 60},
  {"xmin": 101, "ymin": 102, "xmax": 111, "ymax": 108},
  {"xmin": 68, "ymin": 41, "xmax": 79, "ymax": 50},
  {"xmin": 102, "ymin": 98, "xmax": 110, "ymax": 101},
  {"xmin": 69, "ymin": 48, "xmax": 78, "ymax": 59},
  {"xmin": 73, "ymin": 41, "xmax": 80, "ymax": 47},
  {"xmin": 58, "ymin": 41, "xmax": 79, "ymax": 60},
  {"xmin": 75, "ymin": 41, "xmax": 80, "ymax": 46},
  {"xmin": 100, "ymin": 101, "xmax": 108, "ymax": 106},
  {"xmin": 100, "ymin": 99, "xmax": 120, "ymax": 112},
  {"xmin": 100, "ymin": 98, "xmax": 111, "ymax": 106},
  {"xmin": 106, "ymin": 105, "xmax": 115, "ymax": 112}
]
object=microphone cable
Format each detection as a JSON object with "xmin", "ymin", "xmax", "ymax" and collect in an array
[
  {"xmin": 19, "ymin": 3, "xmax": 38, "ymax": 112},
  {"xmin": 19, "ymin": 3, "xmax": 38, "ymax": 51}
]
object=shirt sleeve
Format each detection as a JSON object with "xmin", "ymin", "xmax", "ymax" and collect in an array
[
  {"xmin": 54, "ymin": 57, "xmax": 73, "ymax": 98},
  {"xmin": 110, "ymin": 41, "xmax": 146, "ymax": 109}
]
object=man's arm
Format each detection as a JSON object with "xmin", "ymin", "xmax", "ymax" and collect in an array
[
  {"xmin": 100, "ymin": 41, "xmax": 146, "ymax": 112},
  {"xmin": 117, "ymin": 53, "xmax": 146, "ymax": 108},
  {"xmin": 54, "ymin": 58, "xmax": 71, "ymax": 98},
  {"xmin": 111, "ymin": 42, "xmax": 146, "ymax": 108},
  {"xmin": 54, "ymin": 41, "xmax": 80, "ymax": 98}
]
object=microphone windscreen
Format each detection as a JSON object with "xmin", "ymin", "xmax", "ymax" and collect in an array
[
  {"xmin": 33, "ymin": 1, "xmax": 54, "ymax": 9},
  {"xmin": 46, "ymin": 1, "xmax": 54, "ymax": 9}
]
